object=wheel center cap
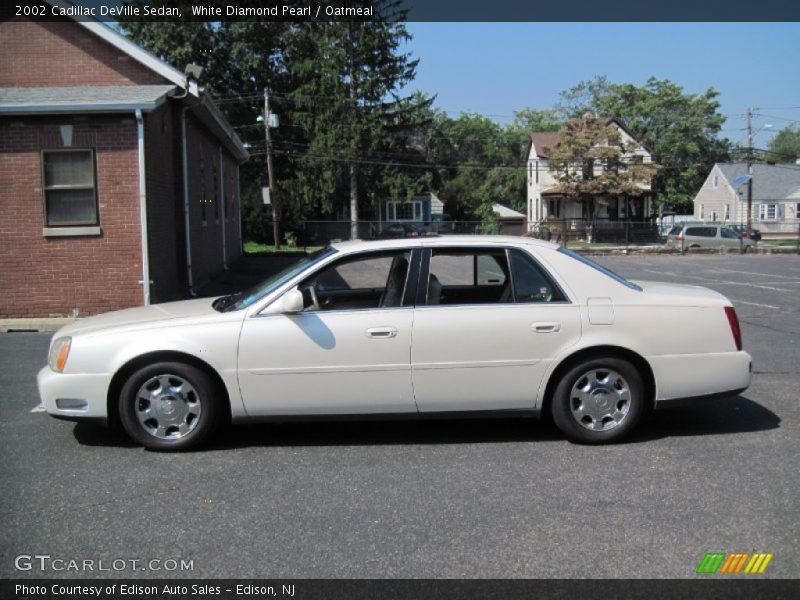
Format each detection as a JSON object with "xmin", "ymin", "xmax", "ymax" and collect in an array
[
  {"xmin": 592, "ymin": 389, "xmax": 611, "ymax": 409},
  {"xmin": 161, "ymin": 396, "xmax": 177, "ymax": 415}
]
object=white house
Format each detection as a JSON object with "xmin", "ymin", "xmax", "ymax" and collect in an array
[
  {"xmin": 526, "ymin": 118, "xmax": 654, "ymax": 229},
  {"xmin": 693, "ymin": 163, "xmax": 800, "ymax": 238}
]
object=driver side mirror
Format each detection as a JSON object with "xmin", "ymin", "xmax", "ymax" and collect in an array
[{"xmin": 271, "ymin": 287, "xmax": 305, "ymax": 314}]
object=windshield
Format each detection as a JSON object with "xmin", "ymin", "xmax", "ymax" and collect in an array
[
  {"xmin": 558, "ymin": 247, "xmax": 642, "ymax": 291},
  {"xmin": 223, "ymin": 247, "xmax": 337, "ymax": 311}
]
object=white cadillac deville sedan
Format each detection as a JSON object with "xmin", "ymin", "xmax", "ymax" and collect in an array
[{"xmin": 39, "ymin": 236, "xmax": 751, "ymax": 451}]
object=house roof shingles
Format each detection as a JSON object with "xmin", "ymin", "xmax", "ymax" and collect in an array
[
  {"xmin": 717, "ymin": 162, "xmax": 800, "ymax": 202},
  {"xmin": 529, "ymin": 132, "xmax": 562, "ymax": 158},
  {"xmin": 0, "ymin": 86, "xmax": 176, "ymax": 113}
]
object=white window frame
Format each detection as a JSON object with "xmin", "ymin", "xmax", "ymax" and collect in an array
[
  {"xmin": 713, "ymin": 174, "xmax": 719, "ymax": 189},
  {"xmin": 699, "ymin": 203, "xmax": 705, "ymax": 220},
  {"xmin": 796, "ymin": 202, "xmax": 800, "ymax": 219},
  {"xmin": 386, "ymin": 200, "xmax": 422, "ymax": 222},
  {"xmin": 758, "ymin": 203, "xmax": 777, "ymax": 221},
  {"xmin": 724, "ymin": 203, "xmax": 730, "ymax": 221},
  {"xmin": 710, "ymin": 210, "xmax": 718, "ymax": 223}
]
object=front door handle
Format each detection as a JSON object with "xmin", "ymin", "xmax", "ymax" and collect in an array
[
  {"xmin": 532, "ymin": 321, "xmax": 561, "ymax": 333},
  {"xmin": 365, "ymin": 327, "xmax": 398, "ymax": 339}
]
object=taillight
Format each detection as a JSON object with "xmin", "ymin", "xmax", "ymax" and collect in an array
[{"xmin": 724, "ymin": 306, "xmax": 742, "ymax": 351}]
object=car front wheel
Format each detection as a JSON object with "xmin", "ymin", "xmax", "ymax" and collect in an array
[
  {"xmin": 119, "ymin": 362, "xmax": 220, "ymax": 451},
  {"xmin": 551, "ymin": 357, "xmax": 645, "ymax": 444}
]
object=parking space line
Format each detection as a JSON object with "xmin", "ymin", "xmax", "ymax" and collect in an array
[
  {"xmin": 30, "ymin": 403, "xmax": 46, "ymax": 413},
  {"xmin": 711, "ymin": 268, "xmax": 800, "ymax": 280},
  {"xmin": 730, "ymin": 299, "xmax": 780, "ymax": 310}
]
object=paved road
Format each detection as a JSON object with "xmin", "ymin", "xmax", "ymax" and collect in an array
[{"xmin": 1, "ymin": 255, "xmax": 797, "ymax": 579}]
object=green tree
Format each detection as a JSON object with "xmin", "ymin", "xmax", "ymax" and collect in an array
[
  {"xmin": 766, "ymin": 124, "xmax": 800, "ymax": 163},
  {"xmin": 558, "ymin": 76, "xmax": 730, "ymax": 213},
  {"xmin": 546, "ymin": 113, "xmax": 659, "ymax": 241},
  {"xmin": 426, "ymin": 113, "xmax": 526, "ymax": 221},
  {"xmin": 508, "ymin": 107, "xmax": 562, "ymax": 134},
  {"xmin": 286, "ymin": 5, "xmax": 430, "ymax": 239}
]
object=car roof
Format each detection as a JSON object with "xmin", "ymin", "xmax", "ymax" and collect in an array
[{"xmin": 330, "ymin": 235, "xmax": 560, "ymax": 253}]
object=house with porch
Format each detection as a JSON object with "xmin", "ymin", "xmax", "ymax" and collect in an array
[
  {"xmin": 0, "ymin": 1, "xmax": 248, "ymax": 318},
  {"xmin": 692, "ymin": 162, "xmax": 800, "ymax": 239},
  {"xmin": 526, "ymin": 118, "xmax": 654, "ymax": 238}
]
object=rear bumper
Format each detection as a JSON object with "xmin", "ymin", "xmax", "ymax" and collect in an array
[
  {"xmin": 655, "ymin": 386, "xmax": 749, "ymax": 409},
  {"xmin": 37, "ymin": 366, "xmax": 111, "ymax": 421},
  {"xmin": 649, "ymin": 351, "xmax": 752, "ymax": 406}
]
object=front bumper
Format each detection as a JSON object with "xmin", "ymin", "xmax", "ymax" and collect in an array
[{"xmin": 37, "ymin": 366, "xmax": 112, "ymax": 421}]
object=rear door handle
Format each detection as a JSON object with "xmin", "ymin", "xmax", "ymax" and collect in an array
[
  {"xmin": 532, "ymin": 321, "xmax": 561, "ymax": 333},
  {"xmin": 365, "ymin": 327, "xmax": 398, "ymax": 339}
]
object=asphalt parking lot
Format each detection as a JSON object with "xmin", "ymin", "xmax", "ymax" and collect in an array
[{"xmin": 0, "ymin": 254, "xmax": 797, "ymax": 579}]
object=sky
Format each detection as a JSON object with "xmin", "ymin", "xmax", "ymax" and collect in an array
[{"xmin": 401, "ymin": 22, "xmax": 800, "ymax": 147}]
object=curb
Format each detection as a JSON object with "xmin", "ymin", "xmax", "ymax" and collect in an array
[
  {"xmin": 572, "ymin": 246, "xmax": 798, "ymax": 256},
  {"xmin": 0, "ymin": 318, "xmax": 75, "ymax": 333}
]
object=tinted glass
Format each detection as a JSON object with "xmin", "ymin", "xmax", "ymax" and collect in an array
[
  {"xmin": 427, "ymin": 249, "xmax": 511, "ymax": 305},
  {"xmin": 230, "ymin": 247, "xmax": 337, "ymax": 311},
  {"xmin": 509, "ymin": 249, "xmax": 566, "ymax": 302},
  {"xmin": 685, "ymin": 227, "xmax": 715, "ymax": 237}
]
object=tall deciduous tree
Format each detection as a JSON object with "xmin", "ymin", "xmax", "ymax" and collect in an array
[
  {"xmin": 546, "ymin": 113, "xmax": 659, "ymax": 240},
  {"xmin": 426, "ymin": 113, "xmax": 526, "ymax": 223},
  {"xmin": 559, "ymin": 76, "xmax": 730, "ymax": 213},
  {"xmin": 767, "ymin": 124, "xmax": 800, "ymax": 164}
]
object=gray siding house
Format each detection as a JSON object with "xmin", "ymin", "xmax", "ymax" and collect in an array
[{"xmin": 693, "ymin": 163, "xmax": 800, "ymax": 238}]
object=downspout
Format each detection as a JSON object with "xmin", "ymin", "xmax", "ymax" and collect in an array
[
  {"xmin": 181, "ymin": 107, "xmax": 195, "ymax": 295},
  {"xmin": 236, "ymin": 163, "xmax": 243, "ymax": 255},
  {"xmin": 135, "ymin": 109, "xmax": 151, "ymax": 305},
  {"xmin": 219, "ymin": 145, "xmax": 227, "ymax": 269}
]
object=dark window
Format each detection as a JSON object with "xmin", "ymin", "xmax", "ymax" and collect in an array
[
  {"xmin": 721, "ymin": 228, "xmax": 739, "ymax": 239},
  {"xmin": 300, "ymin": 251, "xmax": 412, "ymax": 311},
  {"xmin": 509, "ymin": 248, "xmax": 566, "ymax": 303},
  {"xmin": 41, "ymin": 149, "xmax": 98, "ymax": 227},
  {"xmin": 425, "ymin": 249, "xmax": 512, "ymax": 305},
  {"xmin": 685, "ymin": 227, "xmax": 716, "ymax": 238}
]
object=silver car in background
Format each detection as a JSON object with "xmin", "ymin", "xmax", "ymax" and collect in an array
[{"xmin": 666, "ymin": 225, "xmax": 756, "ymax": 251}]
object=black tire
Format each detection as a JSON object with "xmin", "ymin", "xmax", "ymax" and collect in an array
[
  {"xmin": 551, "ymin": 357, "xmax": 645, "ymax": 444},
  {"xmin": 119, "ymin": 361, "xmax": 221, "ymax": 451}
]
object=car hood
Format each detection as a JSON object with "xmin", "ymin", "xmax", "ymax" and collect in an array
[
  {"xmin": 54, "ymin": 298, "xmax": 223, "ymax": 338},
  {"xmin": 632, "ymin": 281, "xmax": 731, "ymax": 307}
]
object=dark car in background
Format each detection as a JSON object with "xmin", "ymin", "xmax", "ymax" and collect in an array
[
  {"xmin": 728, "ymin": 224, "xmax": 762, "ymax": 242},
  {"xmin": 378, "ymin": 223, "xmax": 426, "ymax": 239}
]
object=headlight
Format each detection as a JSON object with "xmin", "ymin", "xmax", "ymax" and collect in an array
[{"xmin": 48, "ymin": 337, "xmax": 71, "ymax": 373}]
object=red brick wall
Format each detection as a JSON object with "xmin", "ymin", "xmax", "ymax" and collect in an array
[
  {"xmin": 0, "ymin": 116, "xmax": 143, "ymax": 317},
  {"xmin": 0, "ymin": 19, "xmax": 169, "ymax": 87}
]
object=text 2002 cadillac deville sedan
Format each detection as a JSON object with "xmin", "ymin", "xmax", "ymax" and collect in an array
[{"xmin": 39, "ymin": 236, "xmax": 751, "ymax": 451}]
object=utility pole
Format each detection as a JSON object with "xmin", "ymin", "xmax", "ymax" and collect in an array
[
  {"xmin": 745, "ymin": 107, "xmax": 754, "ymax": 234},
  {"xmin": 264, "ymin": 87, "xmax": 280, "ymax": 249}
]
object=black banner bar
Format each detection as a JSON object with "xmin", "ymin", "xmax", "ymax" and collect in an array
[
  {"xmin": 4, "ymin": 579, "xmax": 800, "ymax": 600},
  {"xmin": 3, "ymin": 0, "xmax": 800, "ymax": 23}
]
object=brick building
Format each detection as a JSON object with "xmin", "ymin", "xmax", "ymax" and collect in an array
[{"xmin": 0, "ymin": 8, "xmax": 249, "ymax": 318}]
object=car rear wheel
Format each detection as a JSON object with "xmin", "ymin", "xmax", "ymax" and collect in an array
[
  {"xmin": 551, "ymin": 357, "xmax": 645, "ymax": 444},
  {"xmin": 119, "ymin": 362, "xmax": 220, "ymax": 451}
]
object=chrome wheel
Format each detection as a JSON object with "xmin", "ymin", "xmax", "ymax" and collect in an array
[
  {"xmin": 569, "ymin": 368, "xmax": 631, "ymax": 432},
  {"xmin": 134, "ymin": 374, "xmax": 202, "ymax": 440}
]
